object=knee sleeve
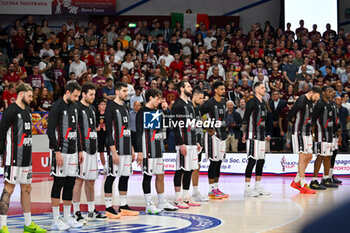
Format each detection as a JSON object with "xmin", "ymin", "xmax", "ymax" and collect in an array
[
  {"xmin": 174, "ymin": 169, "xmax": 184, "ymax": 187},
  {"xmin": 256, "ymin": 159, "xmax": 265, "ymax": 176},
  {"xmin": 142, "ymin": 174, "xmax": 152, "ymax": 194},
  {"xmin": 245, "ymin": 158, "xmax": 256, "ymax": 178},
  {"xmin": 215, "ymin": 160, "xmax": 222, "ymax": 178},
  {"xmin": 51, "ymin": 176, "xmax": 65, "ymax": 199},
  {"xmin": 208, "ymin": 161, "xmax": 219, "ymax": 180},
  {"xmin": 62, "ymin": 176, "xmax": 76, "ymax": 201},
  {"xmin": 118, "ymin": 176, "xmax": 129, "ymax": 192},
  {"xmin": 183, "ymin": 170, "xmax": 193, "ymax": 190},
  {"xmin": 104, "ymin": 176, "xmax": 116, "ymax": 194},
  {"xmin": 331, "ymin": 149, "xmax": 338, "ymax": 167}
]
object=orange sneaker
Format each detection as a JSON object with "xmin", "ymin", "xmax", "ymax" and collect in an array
[
  {"xmin": 290, "ymin": 180, "xmax": 301, "ymax": 190},
  {"xmin": 300, "ymin": 184, "xmax": 317, "ymax": 194},
  {"xmin": 106, "ymin": 207, "xmax": 121, "ymax": 219},
  {"xmin": 118, "ymin": 205, "xmax": 140, "ymax": 216}
]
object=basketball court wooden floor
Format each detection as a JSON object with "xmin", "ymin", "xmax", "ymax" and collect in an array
[{"xmin": 2, "ymin": 174, "xmax": 349, "ymax": 233}]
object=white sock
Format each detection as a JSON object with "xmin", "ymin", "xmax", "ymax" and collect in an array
[
  {"xmin": 63, "ymin": 205, "xmax": 71, "ymax": 220},
  {"xmin": 183, "ymin": 190, "xmax": 190, "ymax": 200},
  {"xmin": 23, "ymin": 212, "xmax": 31, "ymax": 227},
  {"xmin": 120, "ymin": 195, "xmax": 127, "ymax": 206},
  {"xmin": 312, "ymin": 177, "xmax": 318, "ymax": 181},
  {"xmin": 300, "ymin": 177, "xmax": 306, "ymax": 187},
  {"xmin": 214, "ymin": 183, "xmax": 218, "ymax": 189},
  {"xmin": 245, "ymin": 182, "xmax": 250, "ymax": 190},
  {"xmin": 192, "ymin": 186, "xmax": 199, "ymax": 195},
  {"xmin": 52, "ymin": 206, "xmax": 60, "ymax": 221},
  {"xmin": 255, "ymin": 181, "xmax": 261, "ymax": 189},
  {"xmin": 0, "ymin": 215, "xmax": 7, "ymax": 228},
  {"xmin": 158, "ymin": 193, "xmax": 165, "ymax": 203},
  {"xmin": 329, "ymin": 168, "xmax": 334, "ymax": 176},
  {"xmin": 105, "ymin": 197, "xmax": 112, "ymax": 208},
  {"xmin": 87, "ymin": 202, "xmax": 95, "ymax": 212},
  {"xmin": 294, "ymin": 173, "xmax": 300, "ymax": 182},
  {"xmin": 175, "ymin": 191, "xmax": 181, "ymax": 200},
  {"xmin": 73, "ymin": 202, "xmax": 80, "ymax": 214},
  {"xmin": 209, "ymin": 184, "xmax": 215, "ymax": 192},
  {"xmin": 323, "ymin": 175, "xmax": 329, "ymax": 180},
  {"xmin": 144, "ymin": 194, "xmax": 152, "ymax": 206}
]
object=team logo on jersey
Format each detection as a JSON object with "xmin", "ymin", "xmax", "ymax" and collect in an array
[
  {"xmin": 144, "ymin": 111, "xmax": 161, "ymax": 129},
  {"xmin": 219, "ymin": 109, "xmax": 224, "ymax": 114}
]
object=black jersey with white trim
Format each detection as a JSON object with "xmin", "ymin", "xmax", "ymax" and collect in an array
[
  {"xmin": 171, "ymin": 98, "xmax": 197, "ymax": 146},
  {"xmin": 242, "ymin": 96, "xmax": 267, "ymax": 141},
  {"xmin": 77, "ymin": 102, "xmax": 97, "ymax": 155},
  {"xmin": 312, "ymin": 99, "xmax": 333, "ymax": 143},
  {"xmin": 47, "ymin": 98, "xmax": 81, "ymax": 154},
  {"xmin": 287, "ymin": 94, "xmax": 313, "ymax": 136},
  {"xmin": 194, "ymin": 105, "xmax": 204, "ymax": 146},
  {"xmin": 330, "ymin": 101, "xmax": 340, "ymax": 137},
  {"xmin": 0, "ymin": 103, "xmax": 32, "ymax": 167},
  {"xmin": 105, "ymin": 101, "xmax": 132, "ymax": 156}
]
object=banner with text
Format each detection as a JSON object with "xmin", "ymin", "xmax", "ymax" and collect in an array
[
  {"xmin": 0, "ymin": 0, "xmax": 52, "ymax": 15},
  {"xmin": 52, "ymin": 0, "xmax": 116, "ymax": 15}
]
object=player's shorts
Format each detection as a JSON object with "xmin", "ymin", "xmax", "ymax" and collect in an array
[
  {"xmin": 291, "ymin": 134, "xmax": 313, "ymax": 154},
  {"xmin": 175, "ymin": 145, "xmax": 199, "ymax": 171},
  {"xmin": 332, "ymin": 138, "xmax": 339, "ymax": 151},
  {"xmin": 50, "ymin": 150, "xmax": 79, "ymax": 177},
  {"xmin": 78, "ymin": 152, "xmax": 99, "ymax": 180},
  {"xmin": 247, "ymin": 139, "xmax": 266, "ymax": 160},
  {"xmin": 142, "ymin": 158, "xmax": 164, "ymax": 176},
  {"xmin": 3, "ymin": 166, "xmax": 32, "ymax": 184},
  {"xmin": 107, "ymin": 155, "xmax": 133, "ymax": 177},
  {"xmin": 204, "ymin": 133, "xmax": 226, "ymax": 161},
  {"xmin": 315, "ymin": 142, "xmax": 333, "ymax": 156},
  {"xmin": 98, "ymin": 138, "xmax": 106, "ymax": 153}
]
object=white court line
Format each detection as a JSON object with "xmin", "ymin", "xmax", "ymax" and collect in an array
[{"xmin": 256, "ymin": 199, "xmax": 304, "ymax": 233}]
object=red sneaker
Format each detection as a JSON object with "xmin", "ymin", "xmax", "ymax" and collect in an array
[
  {"xmin": 290, "ymin": 181, "xmax": 301, "ymax": 190},
  {"xmin": 300, "ymin": 184, "xmax": 317, "ymax": 194}
]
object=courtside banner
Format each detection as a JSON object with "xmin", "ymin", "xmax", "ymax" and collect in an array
[
  {"xmin": 52, "ymin": 0, "xmax": 116, "ymax": 15},
  {"xmin": 0, "ymin": 0, "xmax": 52, "ymax": 15}
]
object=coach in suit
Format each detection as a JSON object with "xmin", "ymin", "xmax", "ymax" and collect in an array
[
  {"xmin": 144, "ymin": 35, "xmax": 158, "ymax": 54},
  {"xmin": 269, "ymin": 90, "xmax": 286, "ymax": 137}
]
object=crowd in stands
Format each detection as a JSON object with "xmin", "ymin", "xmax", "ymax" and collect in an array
[{"xmin": 1, "ymin": 15, "xmax": 350, "ymax": 152}]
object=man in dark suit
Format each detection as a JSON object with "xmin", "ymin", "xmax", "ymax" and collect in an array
[
  {"xmin": 228, "ymin": 86, "xmax": 243, "ymax": 107},
  {"xmin": 143, "ymin": 35, "xmax": 158, "ymax": 54},
  {"xmin": 269, "ymin": 90, "xmax": 286, "ymax": 138}
]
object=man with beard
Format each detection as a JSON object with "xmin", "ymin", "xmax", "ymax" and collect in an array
[
  {"xmin": 103, "ymin": 82, "xmax": 139, "ymax": 219},
  {"xmin": 172, "ymin": 81, "xmax": 202, "ymax": 209},
  {"xmin": 201, "ymin": 81, "xmax": 228, "ymax": 199},
  {"xmin": 0, "ymin": 84, "xmax": 47, "ymax": 233},
  {"xmin": 136, "ymin": 88, "xmax": 178, "ymax": 214},
  {"xmin": 72, "ymin": 83, "xmax": 107, "ymax": 223},
  {"xmin": 47, "ymin": 82, "xmax": 83, "ymax": 230},
  {"xmin": 288, "ymin": 86, "xmax": 321, "ymax": 194},
  {"xmin": 242, "ymin": 82, "xmax": 270, "ymax": 197}
]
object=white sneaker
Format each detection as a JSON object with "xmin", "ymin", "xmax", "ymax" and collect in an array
[
  {"xmin": 192, "ymin": 192, "xmax": 209, "ymax": 202},
  {"xmin": 255, "ymin": 187, "xmax": 271, "ymax": 196},
  {"xmin": 158, "ymin": 201, "xmax": 178, "ymax": 211},
  {"xmin": 174, "ymin": 198, "xmax": 190, "ymax": 209},
  {"xmin": 146, "ymin": 202, "xmax": 162, "ymax": 214},
  {"xmin": 244, "ymin": 188, "xmax": 259, "ymax": 197},
  {"xmin": 183, "ymin": 198, "xmax": 201, "ymax": 207},
  {"xmin": 51, "ymin": 217, "xmax": 70, "ymax": 231},
  {"xmin": 74, "ymin": 211, "xmax": 87, "ymax": 224},
  {"xmin": 63, "ymin": 216, "xmax": 84, "ymax": 228}
]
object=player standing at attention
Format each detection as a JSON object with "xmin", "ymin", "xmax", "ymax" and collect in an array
[
  {"xmin": 288, "ymin": 86, "xmax": 321, "ymax": 194},
  {"xmin": 103, "ymin": 82, "xmax": 140, "ymax": 219},
  {"xmin": 136, "ymin": 88, "xmax": 178, "ymax": 214},
  {"xmin": 47, "ymin": 82, "xmax": 83, "ymax": 230},
  {"xmin": 172, "ymin": 81, "xmax": 202, "ymax": 208},
  {"xmin": 330, "ymin": 93, "xmax": 342, "ymax": 184},
  {"xmin": 201, "ymin": 81, "xmax": 229, "ymax": 199},
  {"xmin": 72, "ymin": 83, "xmax": 107, "ymax": 223},
  {"xmin": 0, "ymin": 84, "xmax": 47, "ymax": 233},
  {"xmin": 96, "ymin": 100, "xmax": 107, "ymax": 174},
  {"xmin": 242, "ymin": 82, "xmax": 270, "ymax": 197}
]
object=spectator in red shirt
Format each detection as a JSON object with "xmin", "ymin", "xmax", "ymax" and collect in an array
[
  {"xmin": 169, "ymin": 53, "xmax": 184, "ymax": 77},
  {"xmin": 13, "ymin": 58, "xmax": 27, "ymax": 82},
  {"xmin": 27, "ymin": 64, "xmax": 44, "ymax": 89},
  {"xmin": 163, "ymin": 80, "xmax": 179, "ymax": 104},
  {"xmin": 3, "ymin": 63, "xmax": 20, "ymax": 86},
  {"xmin": 195, "ymin": 53, "xmax": 207, "ymax": 74},
  {"xmin": 2, "ymin": 83, "xmax": 17, "ymax": 109},
  {"xmin": 250, "ymin": 40, "xmax": 264, "ymax": 58},
  {"xmin": 11, "ymin": 27, "xmax": 26, "ymax": 53},
  {"xmin": 182, "ymin": 56, "xmax": 193, "ymax": 77},
  {"xmin": 57, "ymin": 24, "xmax": 68, "ymax": 45},
  {"xmin": 81, "ymin": 46, "xmax": 94, "ymax": 67}
]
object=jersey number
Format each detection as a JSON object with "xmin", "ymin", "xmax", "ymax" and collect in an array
[
  {"xmin": 71, "ymin": 116, "xmax": 75, "ymax": 123},
  {"xmin": 123, "ymin": 116, "xmax": 128, "ymax": 122},
  {"xmin": 24, "ymin": 123, "xmax": 31, "ymax": 130}
]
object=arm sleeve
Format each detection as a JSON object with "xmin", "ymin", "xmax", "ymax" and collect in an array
[
  {"xmin": 242, "ymin": 100, "xmax": 254, "ymax": 125},
  {"xmin": 105, "ymin": 106, "xmax": 114, "ymax": 147},
  {"xmin": 135, "ymin": 109, "xmax": 144, "ymax": 153},
  {"xmin": 0, "ymin": 108, "xmax": 13, "ymax": 155},
  {"xmin": 77, "ymin": 107, "xmax": 84, "ymax": 152},
  {"xmin": 311, "ymin": 101, "xmax": 322, "ymax": 126},
  {"xmin": 171, "ymin": 102, "xmax": 184, "ymax": 146},
  {"xmin": 47, "ymin": 102, "xmax": 61, "ymax": 151},
  {"xmin": 286, "ymin": 98, "xmax": 303, "ymax": 123}
]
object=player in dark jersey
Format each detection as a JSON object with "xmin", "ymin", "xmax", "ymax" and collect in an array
[
  {"xmin": 242, "ymin": 82, "xmax": 270, "ymax": 197},
  {"xmin": 47, "ymin": 82, "xmax": 83, "ymax": 230},
  {"xmin": 330, "ymin": 94, "xmax": 342, "ymax": 184},
  {"xmin": 172, "ymin": 81, "xmax": 202, "ymax": 209},
  {"xmin": 310, "ymin": 86, "xmax": 338, "ymax": 190},
  {"xmin": 191, "ymin": 87, "xmax": 209, "ymax": 202},
  {"xmin": 0, "ymin": 84, "xmax": 47, "ymax": 233},
  {"xmin": 72, "ymin": 83, "xmax": 107, "ymax": 223},
  {"xmin": 136, "ymin": 88, "xmax": 178, "ymax": 214},
  {"xmin": 103, "ymin": 82, "xmax": 140, "ymax": 219},
  {"xmin": 201, "ymin": 81, "xmax": 228, "ymax": 199},
  {"xmin": 96, "ymin": 100, "xmax": 107, "ymax": 175},
  {"xmin": 287, "ymin": 86, "xmax": 321, "ymax": 194}
]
